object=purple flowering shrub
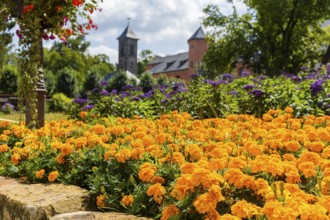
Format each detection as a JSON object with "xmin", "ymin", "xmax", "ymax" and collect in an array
[
  {"xmin": 1, "ymin": 103, "xmax": 14, "ymax": 115},
  {"xmin": 67, "ymin": 68, "xmax": 330, "ymax": 119}
]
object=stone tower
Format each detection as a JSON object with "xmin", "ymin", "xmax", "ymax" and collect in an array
[
  {"xmin": 117, "ymin": 22, "xmax": 139, "ymax": 75},
  {"xmin": 187, "ymin": 26, "xmax": 208, "ymax": 75}
]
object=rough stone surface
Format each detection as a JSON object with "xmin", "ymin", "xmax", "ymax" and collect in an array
[
  {"xmin": 50, "ymin": 211, "xmax": 153, "ymax": 220},
  {"xmin": 0, "ymin": 176, "xmax": 91, "ymax": 220},
  {"xmin": 0, "ymin": 177, "xmax": 153, "ymax": 220}
]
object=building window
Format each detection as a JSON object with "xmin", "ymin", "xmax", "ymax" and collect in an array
[
  {"xmin": 191, "ymin": 44, "xmax": 194, "ymax": 49},
  {"xmin": 120, "ymin": 46, "xmax": 125, "ymax": 56},
  {"xmin": 130, "ymin": 45, "xmax": 135, "ymax": 56}
]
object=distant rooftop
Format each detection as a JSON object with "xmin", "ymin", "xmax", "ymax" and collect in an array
[
  {"xmin": 117, "ymin": 24, "xmax": 139, "ymax": 40},
  {"xmin": 148, "ymin": 52, "xmax": 189, "ymax": 74},
  {"xmin": 188, "ymin": 26, "xmax": 206, "ymax": 41}
]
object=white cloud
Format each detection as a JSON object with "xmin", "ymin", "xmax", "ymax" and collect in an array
[
  {"xmin": 84, "ymin": 0, "xmax": 247, "ymax": 63},
  {"xmin": 88, "ymin": 45, "xmax": 118, "ymax": 64}
]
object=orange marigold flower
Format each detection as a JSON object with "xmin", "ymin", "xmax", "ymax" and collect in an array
[
  {"xmin": 61, "ymin": 143, "xmax": 74, "ymax": 156},
  {"xmin": 115, "ymin": 149, "xmax": 131, "ymax": 163},
  {"xmin": 56, "ymin": 154, "xmax": 66, "ymax": 164},
  {"xmin": 285, "ymin": 171, "xmax": 301, "ymax": 184},
  {"xmin": 121, "ymin": 195, "xmax": 134, "ymax": 206},
  {"xmin": 262, "ymin": 113, "xmax": 273, "ymax": 122},
  {"xmin": 285, "ymin": 107, "xmax": 294, "ymax": 113},
  {"xmin": 194, "ymin": 192, "xmax": 219, "ymax": 214},
  {"xmin": 96, "ymin": 194, "xmax": 106, "ymax": 207},
  {"xmin": 298, "ymin": 161, "xmax": 316, "ymax": 178},
  {"xmin": 79, "ymin": 111, "xmax": 88, "ymax": 118},
  {"xmin": 152, "ymin": 176, "xmax": 165, "ymax": 184},
  {"xmin": 285, "ymin": 141, "xmax": 301, "ymax": 152},
  {"xmin": 48, "ymin": 171, "xmax": 59, "ymax": 182},
  {"xmin": 231, "ymin": 199, "xmax": 261, "ymax": 219},
  {"xmin": 0, "ymin": 144, "xmax": 9, "ymax": 152},
  {"xmin": 218, "ymin": 214, "xmax": 241, "ymax": 220},
  {"xmin": 318, "ymin": 196, "xmax": 330, "ymax": 213},
  {"xmin": 91, "ymin": 124, "xmax": 106, "ymax": 135},
  {"xmin": 11, "ymin": 153, "xmax": 21, "ymax": 165},
  {"xmin": 35, "ymin": 169, "xmax": 45, "ymax": 179},
  {"xmin": 138, "ymin": 162, "xmax": 157, "ymax": 182},
  {"xmin": 147, "ymin": 183, "xmax": 166, "ymax": 204},
  {"xmin": 308, "ymin": 141, "xmax": 325, "ymax": 153},
  {"xmin": 161, "ymin": 204, "xmax": 180, "ymax": 220}
]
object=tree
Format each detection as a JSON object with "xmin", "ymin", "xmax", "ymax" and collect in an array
[
  {"xmin": 203, "ymin": 1, "xmax": 330, "ymax": 77},
  {"xmin": 56, "ymin": 69, "xmax": 77, "ymax": 98},
  {"xmin": 0, "ymin": 21, "xmax": 15, "ymax": 69},
  {"xmin": 138, "ymin": 49, "xmax": 154, "ymax": 76},
  {"xmin": 0, "ymin": 65, "xmax": 17, "ymax": 93}
]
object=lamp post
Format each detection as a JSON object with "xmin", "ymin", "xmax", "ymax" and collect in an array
[
  {"xmin": 252, "ymin": 50, "xmax": 261, "ymax": 74},
  {"xmin": 236, "ymin": 55, "xmax": 245, "ymax": 76},
  {"xmin": 12, "ymin": 0, "xmax": 47, "ymax": 128}
]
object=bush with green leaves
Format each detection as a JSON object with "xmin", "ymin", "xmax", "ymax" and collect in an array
[
  {"xmin": 0, "ymin": 65, "xmax": 17, "ymax": 94},
  {"xmin": 1, "ymin": 103, "xmax": 14, "ymax": 115},
  {"xmin": 48, "ymin": 93, "xmax": 73, "ymax": 113},
  {"xmin": 70, "ymin": 68, "xmax": 330, "ymax": 120}
]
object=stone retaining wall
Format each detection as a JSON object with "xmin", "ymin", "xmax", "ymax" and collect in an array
[{"xmin": 0, "ymin": 177, "xmax": 152, "ymax": 220}]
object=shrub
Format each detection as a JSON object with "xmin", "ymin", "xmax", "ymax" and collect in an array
[
  {"xmin": 1, "ymin": 103, "xmax": 14, "ymax": 114},
  {"xmin": 48, "ymin": 93, "xmax": 73, "ymax": 112}
]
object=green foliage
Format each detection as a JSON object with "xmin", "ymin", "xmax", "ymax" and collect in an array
[
  {"xmin": 203, "ymin": 1, "xmax": 330, "ymax": 77},
  {"xmin": 139, "ymin": 72, "xmax": 156, "ymax": 93},
  {"xmin": 137, "ymin": 49, "xmax": 154, "ymax": 77},
  {"xmin": 72, "ymin": 70, "xmax": 330, "ymax": 120},
  {"xmin": 48, "ymin": 93, "xmax": 73, "ymax": 113},
  {"xmin": 106, "ymin": 71, "xmax": 129, "ymax": 92},
  {"xmin": 81, "ymin": 72, "xmax": 101, "ymax": 98},
  {"xmin": 56, "ymin": 70, "xmax": 77, "ymax": 98},
  {"xmin": 0, "ymin": 65, "xmax": 17, "ymax": 93}
]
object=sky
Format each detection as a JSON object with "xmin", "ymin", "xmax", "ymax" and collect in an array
[{"xmin": 72, "ymin": 0, "xmax": 248, "ymax": 64}]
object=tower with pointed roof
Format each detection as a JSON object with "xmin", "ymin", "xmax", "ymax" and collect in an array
[
  {"xmin": 188, "ymin": 26, "xmax": 208, "ymax": 75},
  {"xmin": 117, "ymin": 21, "xmax": 139, "ymax": 74}
]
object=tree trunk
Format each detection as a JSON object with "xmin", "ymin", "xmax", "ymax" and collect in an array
[{"xmin": 322, "ymin": 45, "xmax": 330, "ymax": 65}]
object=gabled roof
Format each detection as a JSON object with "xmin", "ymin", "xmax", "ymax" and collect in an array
[
  {"xmin": 117, "ymin": 24, "xmax": 139, "ymax": 40},
  {"xmin": 148, "ymin": 52, "xmax": 189, "ymax": 74},
  {"xmin": 188, "ymin": 26, "xmax": 206, "ymax": 41}
]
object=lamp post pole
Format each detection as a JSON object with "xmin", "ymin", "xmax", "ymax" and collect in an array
[{"xmin": 13, "ymin": 0, "xmax": 47, "ymax": 128}]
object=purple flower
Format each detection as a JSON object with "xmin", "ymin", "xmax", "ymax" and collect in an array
[
  {"xmin": 172, "ymin": 83, "xmax": 187, "ymax": 92},
  {"xmin": 122, "ymin": 84, "xmax": 134, "ymax": 91},
  {"xmin": 100, "ymin": 90, "xmax": 109, "ymax": 96},
  {"xmin": 229, "ymin": 90, "xmax": 238, "ymax": 95},
  {"xmin": 249, "ymin": 89, "xmax": 263, "ymax": 97},
  {"xmin": 2, "ymin": 103, "xmax": 14, "ymax": 110},
  {"xmin": 310, "ymin": 80, "xmax": 323, "ymax": 96},
  {"xmin": 143, "ymin": 90, "xmax": 154, "ymax": 98},
  {"xmin": 73, "ymin": 98, "xmax": 88, "ymax": 104},
  {"xmin": 111, "ymin": 90, "xmax": 118, "ymax": 95},
  {"xmin": 241, "ymin": 72, "xmax": 251, "ymax": 77},
  {"xmin": 92, "ymin": 88, "xmax": 100, "ymax": 93},
  {"xmin": 82, "ymin": 104, "xmax": 94, "ymax": 111},
  {"xmin": 131, "ymin": 96, "xmax": 141, "ymax": 101},
  {"xmin": 100, "ymin": 80, "xmax": 108, "ymax": 87},
  {"xmin": 120, "ymin": 91, "xmax": 131, "ymax": 98},
  {"xmin": 222, "ymin": 73, "xmax": 234, "ymax": 82},
  {"xmin": 243, "ymin": 84, "xmax": 255, "ymax": 90},
  {"xmin": 191, "ymin": 74, "xmax": 200, "ymax": 79}
]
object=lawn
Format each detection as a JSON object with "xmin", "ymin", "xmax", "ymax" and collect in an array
[{"xmin": 0, "ymin": 112, "xmax": 68, "ymax": 123}]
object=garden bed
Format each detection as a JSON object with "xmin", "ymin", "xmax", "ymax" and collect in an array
[{"xmin": 0, "ymin": 108, "xmax": 330, "ymax": 219}]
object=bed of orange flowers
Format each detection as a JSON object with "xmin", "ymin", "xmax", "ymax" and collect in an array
[{"xmin": 0, "ymin": 107, "xmax": 330, "ymax": 219}]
